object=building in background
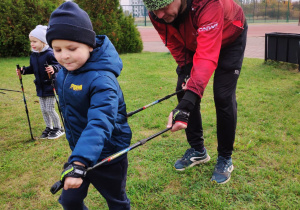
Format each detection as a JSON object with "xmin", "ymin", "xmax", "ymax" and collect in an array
[{"xmin": 120, "ymin": 0, "xmax": 146, "ymax": 17}]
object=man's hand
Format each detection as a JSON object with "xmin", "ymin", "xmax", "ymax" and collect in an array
[
  {"xmin": 167, "ymin": 109, "xmax": 190, "ymax": 132},
  {"xmin": 182, "ymin": 78, "xmax": 189, "ymax": 90}
]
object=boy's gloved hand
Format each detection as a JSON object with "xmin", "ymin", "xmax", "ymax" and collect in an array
[
  {"xmin": 61, "ymin": 162, "xmax": 87, "ymax": 190},
  {"xmin": 61, "ymin": 162, "xmax": 87, "ymax": 182}
]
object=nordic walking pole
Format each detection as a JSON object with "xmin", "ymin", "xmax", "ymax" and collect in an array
[
  {"xmin": 50, "ymin": 127, "xmax": 171, "ymax": 194},
  {"xmin": 127, "ymin": 89, "xmax": 184, "ymax": 117},
  {"xmin": 45, "ymin": 62, "xmax": 66, "ymax": 131},
  {"xmin": 0, "ymin": 88, "xmax": 22, "ymax": 93},
  {"xmin": 16, "ymin": 64, "xmax": 34, "ymax": 140}
]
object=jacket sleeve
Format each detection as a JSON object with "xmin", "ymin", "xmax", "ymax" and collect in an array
[
  {"xmin": 69, "ymin": 74, "xmax": 119, "ymax": 167},
  {"xmin": 23, "ymin": 56, "xmax": 34, "ymax": 75},
  {"xmin": 187, "ymin": 1, "xmax": 224, "ymax": 98}
]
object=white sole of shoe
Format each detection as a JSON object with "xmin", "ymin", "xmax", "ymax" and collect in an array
[
  {"xmin": 47, "ymin": 132, "xmax": 65, "ymax": 140},
  {"xmin": 175, "ymin": 154, "xmax": 211, "ymax": 171}
]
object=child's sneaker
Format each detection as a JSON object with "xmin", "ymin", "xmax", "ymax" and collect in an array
[
  {"xmin": 48, "ymin": 128, "xmax": 65, "ymax": 139},
  {"xmin": 174, "ymin": 148, "xmax": 210, "ymax": 171},
  {"xmin": 211, "ymin": 156, "xmax": 234, "ymax": 184},
  {"xmin": 40, "ymin": 127, "xmax": 51, "ymax": 139}
]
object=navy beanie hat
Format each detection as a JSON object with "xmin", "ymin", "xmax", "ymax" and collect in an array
[{"xmin": 46, "ymin": 1, "xmax": 96, "ymax": 48}]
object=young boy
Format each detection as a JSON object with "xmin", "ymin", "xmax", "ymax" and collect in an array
[{"xmin": 46, "ymin": 2, "xmax": 132, "ymax": 209}]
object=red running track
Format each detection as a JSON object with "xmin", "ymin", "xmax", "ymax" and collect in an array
[{"xmin": 138, "ymin": 23, "xmax": 300, "ymax": 59}]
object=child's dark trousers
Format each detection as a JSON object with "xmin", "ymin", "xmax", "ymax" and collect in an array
[{"xmin": 58, "ymin": 156, "xmax": 130, "ymax": 210}]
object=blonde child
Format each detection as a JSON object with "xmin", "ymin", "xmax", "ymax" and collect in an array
[{"xmin": 17, "ymin": 25, "xmax": 64, "ymax": 139}]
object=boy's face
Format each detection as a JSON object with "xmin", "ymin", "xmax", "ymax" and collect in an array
[
  {"xmin": 52, "ymin": 40, "xmax": 93, "ymax": 71},
  {"xmin": 29, "ymin": 36, "xmax": 45, "ymax": 52}
]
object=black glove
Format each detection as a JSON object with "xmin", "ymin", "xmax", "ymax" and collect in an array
[
  {"xmin": 172, "ymin": 109, "xmax": 190, "ymax": 125},
  {"xmin": 60, "ymin": 163, "xmax": 87, "ymax": 182}
]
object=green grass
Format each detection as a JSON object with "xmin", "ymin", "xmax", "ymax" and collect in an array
[{"xmin": 0, "ymin": 53, "xmax": 299, "ymax": 209}]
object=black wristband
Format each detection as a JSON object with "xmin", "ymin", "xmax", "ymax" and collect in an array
[
  {"xmin": 176, "ymin": 99, "xmax": 194, "ymax": 112},
  {"xmin": 182, "ymin": 90, "xmax": 199, "ymax": 106},
  {"xmin": 60, "ymin": 163, "xmax": 87, "ymax": 182},
  {"xmin": 176, "ymin": 91, "xmax": 199, "ymax": 112},
  {"xmin": 172, "ymin": 109, "xmax": 190, "ymax": 124}
]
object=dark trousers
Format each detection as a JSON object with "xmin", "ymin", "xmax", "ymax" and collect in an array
[
  {"xmin": 58, "ymin": 157, "xmax": 130, "ymax": 210},
  {"xmin": 176, "ymin": 23, "xmax": 248, "ymax": 157}
]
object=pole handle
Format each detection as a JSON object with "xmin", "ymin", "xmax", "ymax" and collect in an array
[
  {"xmin": 16, "ymin": 64, "xmax": 22, "ymax": 80},
  {"xmin": 50, "ymin": 180, "xmax": 63, "ymax": 194},
  {"xmin": 44, "ymin": 63, "xmax": 52, "ymax": 79},
  {"xmin": 126, "ymin": 89, "xmax": 183, "ymax": 118}
]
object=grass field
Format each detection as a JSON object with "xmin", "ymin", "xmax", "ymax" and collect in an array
[{"xmin": 0, "ymin": 53, "xmax": 299, "ymax": 209}]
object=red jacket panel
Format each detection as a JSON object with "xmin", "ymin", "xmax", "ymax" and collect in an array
[{"xmin": 150, "ymin": 0, "xmax": 245, "ymax": 98}]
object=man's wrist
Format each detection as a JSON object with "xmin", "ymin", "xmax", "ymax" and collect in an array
[{"xmin": 172, "ymin": 109, "xmax": 190, "ymax": 125}]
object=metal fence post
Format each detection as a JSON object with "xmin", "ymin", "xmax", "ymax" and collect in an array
[
  {"xmin": 144, "ymin": 5, "xmax": 147, "ymax": 26},
  {"xmin": 287, "ymin": 0, "xmax": 290, "ymax": 22}
]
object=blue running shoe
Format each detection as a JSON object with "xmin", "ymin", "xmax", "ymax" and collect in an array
[
  {"xmin": 174, "ymin": 148, "xmax": 210, "ymax": 171},
  {"xmin": 211, "ymin": 156, "xmax": 234, "ymax": 184}
]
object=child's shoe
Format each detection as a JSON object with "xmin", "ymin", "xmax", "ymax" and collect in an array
[
  {"xmin": 40, "ymin": 127, "xmax": 51, "ymax": 139},
  {"xmin": 48, "ymin": 127, "xmax": 65, "ymax": 139}
]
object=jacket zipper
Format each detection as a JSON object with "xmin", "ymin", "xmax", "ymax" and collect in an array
[{"xmin": 63, "ymin": 72, "xmax": 76, "ymax": 145}]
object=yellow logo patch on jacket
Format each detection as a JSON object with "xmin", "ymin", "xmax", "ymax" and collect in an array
[{"xmin": 70, "ymin": 84, "xmax": 82, "ymax": 91}]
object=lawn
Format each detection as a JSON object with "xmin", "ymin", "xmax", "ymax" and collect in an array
[{"xmin": 0, "ymin": 52, "xmax": 299, "ymax": 209}]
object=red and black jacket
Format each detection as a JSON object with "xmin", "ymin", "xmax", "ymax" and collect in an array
[{"xmin": 149, "ymin": 0, "xmax": 245, "ymax": 99}]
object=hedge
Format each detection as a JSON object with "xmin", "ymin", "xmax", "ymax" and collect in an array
[{"xmin": 0, "ymin": 0, "xmax": 143, "ymax": 57}]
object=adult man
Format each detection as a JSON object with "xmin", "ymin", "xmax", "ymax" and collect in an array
[{"xmin": 143, "ymin": 0, "xmax": 247, "ymax": 184}]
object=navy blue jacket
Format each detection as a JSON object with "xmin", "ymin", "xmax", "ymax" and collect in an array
[
  {"xmin": 23, "ymin": 47, "xmax": 61, "ymax": 97},
  {"xmin": 56, "ymin": 35, "xmax": 132, "ymax": 167}
]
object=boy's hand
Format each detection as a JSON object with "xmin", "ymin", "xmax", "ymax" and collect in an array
[
  {"xmin": 45, "ymin": 65, "xmax": 55, "ymax": 75},
  {"xmin": 61, "ymin": 161, "xmax": 86, "ymax": 190},
  {"xmin": 64, "ymin": 177, "xmax": 83, "ymax": 190}
]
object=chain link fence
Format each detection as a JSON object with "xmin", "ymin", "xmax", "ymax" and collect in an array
[{"xmin": 121, "ymin": 0, "xmax": 300, "ymax": 26}]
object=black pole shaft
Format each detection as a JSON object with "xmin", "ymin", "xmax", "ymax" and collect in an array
[
  {"xmin": 50, "ymin": 127, "xmax": 171, "ymax": 194},
  {"xmin": 16, "ymin": 64, "xmax": 34, "ymax": 140},
  {"xmin": 127, "ymin": 89, "xmax": 183, "ymax": 117},
  {"xmin": 0, "ymin": 88, "xmax": 22, "ymax": 93},
  {"xmin": 45, "ymin": 63, "xmax": 66, "ymax": 131},
  {"xmin": 53, "ymin": 89, "xmax": 66, "ymax": 131}
]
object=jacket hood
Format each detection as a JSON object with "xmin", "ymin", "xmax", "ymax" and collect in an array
[{"xmin": 74, "ymin": 35, "xmax": 123, "ymax": 77}]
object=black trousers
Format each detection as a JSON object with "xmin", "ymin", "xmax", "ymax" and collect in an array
[
  {"xmin": 176, "ymin": 23, "xmax": 248, "ymax": 157},
  {"xmin": 58, "ymin": 156, "xmax": 130, "ymax": 210}
]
